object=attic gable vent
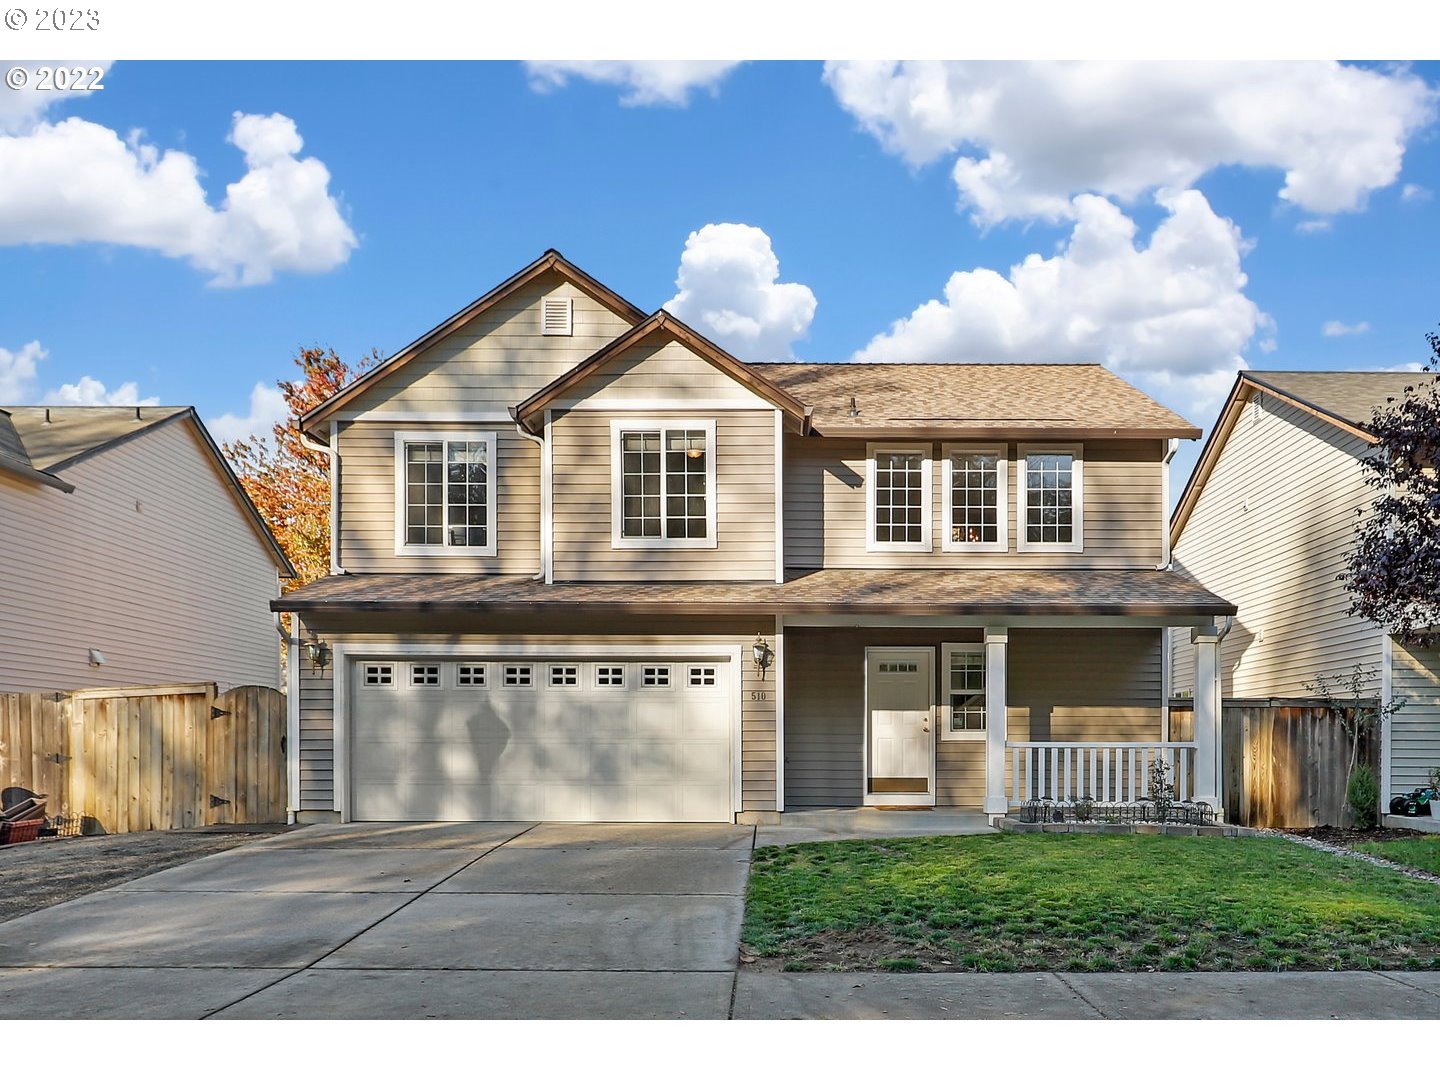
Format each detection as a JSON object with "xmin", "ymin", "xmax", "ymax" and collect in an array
[{"xmin": 541, "ymin": 295, "xmax": 573, "ymax": 337}]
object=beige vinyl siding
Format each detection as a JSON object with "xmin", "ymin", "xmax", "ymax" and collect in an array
[
  {"xmin": 550, "ymin": 338, "xmax": 770, "ymax": 407},
  {"xmin": 784, "ymin": 437, "xmax": 1165, "ymax": 570},
  {"xmin": 0, "ymin": 419, "xmax": 281, "ymax": 693},
  {"xmin": 784, "ymin": 627, "xmax": 1162, "ymax": 809},
  {"xmin": 550, "ymin": 409, "xmax": 777, "ymax": 582},
  {"xmin": 336, "ymin": 421, "xmax": 540, "ymax": 575},
  {"xmin": 292, "ymin": 614, "xmax": 773, "ymax": 814},
  {"xmin": 1169, "ymin": 391, "xmax": 1383, "ymax": 697},
  {"xmin": 336, "ymin": 276, "xmax": 636, "ymax": 415},
  {"xmin": 1391, "ymin": 640, "xmax": 1440, "ymax": 796}
]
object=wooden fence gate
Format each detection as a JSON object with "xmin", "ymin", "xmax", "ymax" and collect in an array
[
  {"xmin": 1169, "ymin": 698, "xmax": 1377, "ymax": 828},
  {"xmin": 0, "ymin": 683, "xmax": 286, "ymax": 834}
]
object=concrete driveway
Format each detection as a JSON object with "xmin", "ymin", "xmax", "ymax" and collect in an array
[{"xmin": 0, "ymin": 821, "xmax": 753, "ymax": 1019}]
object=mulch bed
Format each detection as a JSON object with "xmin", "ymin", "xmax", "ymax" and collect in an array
[{"xmin": 1287, "ymin": 825, "xmax": 1430, "ymax": 844}]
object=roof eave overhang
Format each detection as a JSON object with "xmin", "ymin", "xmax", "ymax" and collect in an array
[
  {"xmin": 272, "ymin": 597, "xmax": 1236, "ymax": 618},
  {"xmin": 810, "ymin": 424, "xmax": 1202, "ymax": 441},
  {"xmin": 0, "ymin": 458, "xmax": 75, "ymax": 493},
  {"xmin": 514, "ymin": 312, "xmax": 811, "ymax": 433}
]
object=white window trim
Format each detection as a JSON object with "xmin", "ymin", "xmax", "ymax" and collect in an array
[
  {"xmin": 940, "ymin": 643, "xmax": 987, "ymax": 741},
  {"xmin": 609, "ymin": 418, "xmax": 718, "ymax": 550},
  {"xmin": 941, "ymin": 442, "xmax": 1008, "ymax": 553},
  {"xmin": 640, "ymin": 664, "xmax": 673, "ymax": 689},
  {"xmin": 1016, "ymin": 443, "xmax": 1084, "ymax": 554},
  {"xmin": 393, "ymin": 429, "xmax": 499, "ymax": 557},
  {"xmin": 593, "ymin": 663, "xmax": 628, "ymax": 690},
  {"xmin": 865, "ymin": 442, "xmax": 933, "ymax": 553},
  {"xmin": 455, "ymin": 663, "xmax": 487, "ymax": 688},
  {"xmin": 408, "ymin": 662, "xmax": 443, "ymax": 689}
]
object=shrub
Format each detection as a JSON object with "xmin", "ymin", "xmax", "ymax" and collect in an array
[{"xmin": 1347, "ymin": 763, "xmax": 1380, "ymax": 830}]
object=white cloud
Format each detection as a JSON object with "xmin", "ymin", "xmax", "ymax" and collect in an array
[
  {"xmin": 524, "ymin": 61, "xmax": 741, "ymax": 106},
  {"xmin": 1322, "ymin": 319, "xmax": 1371, "ymax": 337},
  {"xmin": 0, "ymin": 340, "xmax": 45, "ymax": 400},
  {"xmin": 41, "ymin": 376, "xmax": 157, "ymax": 406},
  {"xmin": 1401, "ymin": 182, "xmax": 1432, "ymax": 204},
  {"xmin": 0, "ymin": 339, "xmax": 157, "ymax": 406},
  {"xmin": 663, "ymin": 223, "xmax": 817, "ymax": 362},
  {"xmin": 1295, "ymin": 219, "xmax": 1332, "ymax": 234},
  {"xmin": 0, "ymin": 110, "xmax": 356, "ymax": 286},
  {"xmin": 852, "ymin": 189, "xmax": 1264, "ymax": 423},
  {"xmin": 209, "ymin": 381, "xmax": 288, "ymax": 445},
  {"xmin": 823, "ymin": 61, "xmax": 1436, "ymax": 225}
]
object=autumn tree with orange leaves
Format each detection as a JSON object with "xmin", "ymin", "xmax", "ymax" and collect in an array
[{"xmin": 222, "ymin": 346, "xmax": 379, "ymax": 589}]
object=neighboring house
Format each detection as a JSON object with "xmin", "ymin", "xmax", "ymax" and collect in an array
[
  {"xmin": 273, "ymin": 250, "xmax": 1234, "ymax": 825},
  {"xmin": 1168, "ymin": 371, "xmax": 1440, "ymax": 811},
  {"xmin": 0, "ymin": 405, "xmax": 294, "ymax": 692}
]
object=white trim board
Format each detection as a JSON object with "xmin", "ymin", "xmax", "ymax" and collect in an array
[{"xmin": 337, "ymin": 410, "xmax": 516, "ymax": 424}]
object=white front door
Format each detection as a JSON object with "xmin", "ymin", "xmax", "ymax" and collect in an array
[{"xmin": 865, "ymin": 647, "xmax": 935, "ymax": 805}]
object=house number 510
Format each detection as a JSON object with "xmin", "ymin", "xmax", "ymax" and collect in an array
[{"xmin": 750, "ymin": 690, "xmax": 771, "ymax": 701}]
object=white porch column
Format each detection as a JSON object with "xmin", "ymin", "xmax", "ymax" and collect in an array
[
  {"xmin": 1192, "ymin": 628, "xmax": 1222, "ymax": 812},
  {"xmin": 984, "ymin": 626, "xmax": 1009, "ymax": 819}
]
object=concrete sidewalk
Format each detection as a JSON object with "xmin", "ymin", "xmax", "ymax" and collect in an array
[
  {"xmin": 756, "ymin": 808, "xmax": 992, "ymax": 847},
  {"xmin": 733, "ymin": 970, "xmax": 1440, "ymax": 1019}
]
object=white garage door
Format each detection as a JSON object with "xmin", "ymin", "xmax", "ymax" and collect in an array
[{"xmin": 349, "ymin": 657, "xmax": 732, "ymax": 822}]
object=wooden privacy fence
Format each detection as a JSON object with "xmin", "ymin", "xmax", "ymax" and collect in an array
[
  {"xmin": 0, "ymin": 683, "xmax": 286, "ymax": 834},
  {"xmin": 1169, "ymin": 698, "xmax": 1377, "ymax": 828}
]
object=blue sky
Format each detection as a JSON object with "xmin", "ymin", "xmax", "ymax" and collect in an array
[{"xmin": 1, "ymin": 60, "xmax": 1437, "ymax": 494}]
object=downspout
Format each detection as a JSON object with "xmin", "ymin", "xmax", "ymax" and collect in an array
[
  {"xmin": 298, "ymin": 421, "xmax": 345, "ymax": 575},
  {"xmin": 1158, "ymin": 437, "xmax": 1179, "ymax": 570},
  {"xmin": 513, "ymin": 419, "xmax": 548, "ymax": 582}
]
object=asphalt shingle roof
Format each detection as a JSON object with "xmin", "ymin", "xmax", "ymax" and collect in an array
[{"xmin": 1246, "ymin": 370, "xmax": 1438, "ymax": 430}]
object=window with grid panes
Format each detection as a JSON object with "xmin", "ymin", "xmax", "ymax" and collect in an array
[
  {"xmin": 1024, "ymin": 452, "xmax": 1074, "ymax": 545},
  {"xmin": 873, "ymin": 451, "xmax": 925, "ymax": 545},
  {"xmin": 619, "ymin": 426, "xmax": 709, "ymax": 541},
  {"xmin": 950, "ymin": 452, "xmax": 1000, "ymax": 545}
]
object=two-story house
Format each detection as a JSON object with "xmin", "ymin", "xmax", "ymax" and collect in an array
[
  {"xmin": 1168, "ymin": 371, "xmax": 1440, "ymax": 820},
  {"xmin": 273, "ymin": 251, "xmax": 1234, "ymax": 825}
]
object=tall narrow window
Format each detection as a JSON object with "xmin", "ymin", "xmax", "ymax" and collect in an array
[
  {"xmin": 941, "ymin": 645, "xmax": 986, "ymax": 739},
  {"xmin": 944, "ymin": 445, "xmax": 1006, "ymax": 551},
  {"xmin": 1018, "ymin": 446, "xmax": 1082, "ymax": 552},
  {"xmin": 612, "ymin": 420, "xmax": 716, "ymax": 548},
  {"xmin": 395, "ymin": 431, "xmax": 498, "ymax": 555},
  {"xmin": 867, "ymin": 444, "xmax": 932, "ymax": 551}
]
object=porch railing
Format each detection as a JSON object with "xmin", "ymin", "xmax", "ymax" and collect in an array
[{"xmin": 1006, "ymin": 742, "xmax": 1197, "ymax": 806}]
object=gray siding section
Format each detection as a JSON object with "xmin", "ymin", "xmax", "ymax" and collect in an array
[
  {"xmin": 783, "ymin": 627, "xmax": 1162, "ymax": 809},
  {"xmin": 1169, "ymin": 392, "xmax": 1383, "ymax": 697},
  {"xmin": 551, "ymin": 409, "xmax": 776, "ymax": 582},
  {"xmin": 550, "ymin": 338, "xmax": 769, "ymax": 407},
  {"xmin": 338, "ymin": 276, "xmax": 636, "ymax": 414},
  {"xmin": 337, "ymin": 421, "xmax": 540, "ymax": 575},
  {"xmin": 0, "ymin": 418, "xmax": 281, "ymax": 692},
  {"xmin": 1391, "ymin": 640, "xmax": 1440, "ymax": 797},
  {"xmin": 784, "ymin": 437, "xmax": 1165, "ymax": 570}
]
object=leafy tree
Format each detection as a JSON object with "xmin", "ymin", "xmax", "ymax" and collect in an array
[
  {"xmin": 222, "ymin": 346, "xmax": 379, "ymax": 591},
  {"xmin": 1306, "ymin": 664, "xmax": 1404, "ymax": 828},
  {"xmin": 1341, "ymin": 330, "xmax": 1440, "ymax": 645}
]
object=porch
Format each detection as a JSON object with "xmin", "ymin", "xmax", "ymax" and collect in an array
[{"xmin": 776, "ymin": 618, "xmax": 1225, "ymax": 822}]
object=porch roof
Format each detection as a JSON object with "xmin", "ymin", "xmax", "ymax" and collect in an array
[{"xmin": 272, "ymin": 567, "xmax": 1235, "ymax": 618}]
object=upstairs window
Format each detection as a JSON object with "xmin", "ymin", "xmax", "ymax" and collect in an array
[
  {"xmin": 1018, "ymin": 445, "xmax": 1083, "ymax": 552},
  {"xmin": 394, "ymin": 431, "xmax": 497, "ymax": 556},
  {"xmin": 611, "ymin": 420, "xmax": 717, "ymax": 549},
  {"xmin": 943, "ymin": 444, "xmax": 1007, "ymax": 552},
  {"xmin": 866, "ymin": 443, "xmax": 932, "ymax": 552}
]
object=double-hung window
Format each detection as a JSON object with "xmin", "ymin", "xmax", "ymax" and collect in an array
[
  {"xmin": 611, "ymin": 419, "xmax": 717, "ymax": 549},
  {"xmin": 1017, "ymin": 444, "xmax": 1083, "ymax": 552},
  {"xmin": 942, "ymin": 443, "xmax": 1007, "ymax": 552},
  {"xmin": 940, "ymin": 644, "xmax": 986, "ymax": 740},
  {"xmin": 394, "ymin": 431, "xmax": 498, "ymax": 556},
  {"xmin": 866, "ymin": 443, "xmax": 932, "ymax": 552}
]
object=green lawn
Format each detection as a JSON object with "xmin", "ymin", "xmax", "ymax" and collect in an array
[
  {"xmin": 1354, "ymin": 837, "xmax": 1440, "ymax": 876},
  {"xmin": 743, "ymin": 834, "xmax": 1440, "ymax": 973}
]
